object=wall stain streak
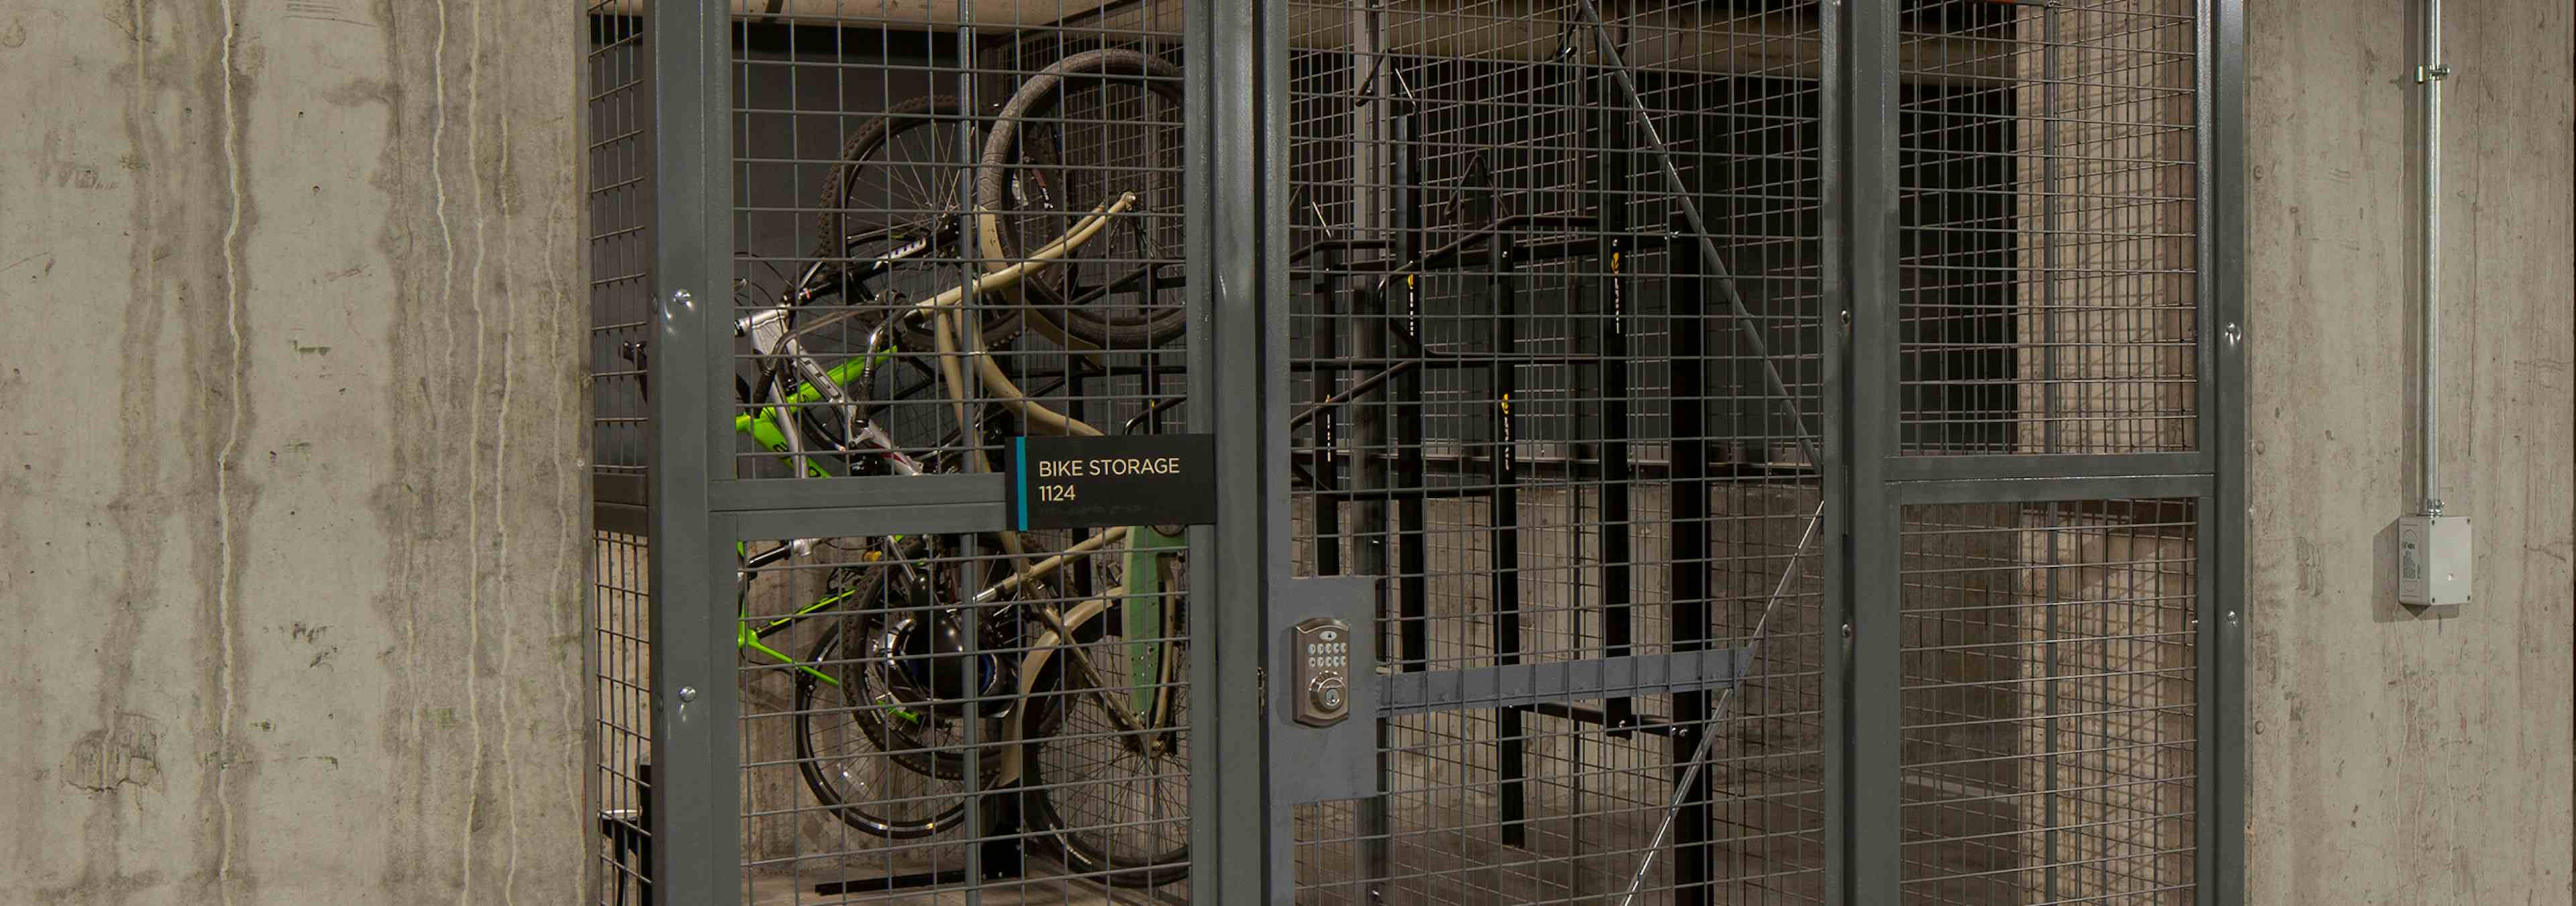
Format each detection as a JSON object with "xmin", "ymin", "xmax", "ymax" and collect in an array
[
  {"xmin": 1, "ymin": 0, "xmax": 586, "ymax": 901},
  {"xmin": 44, "ymin": 1, "xmax": 177, "ymax": 901},
  {"xmin": 204, "ymin": 0, "xmax": 260, "ymax": 901}
]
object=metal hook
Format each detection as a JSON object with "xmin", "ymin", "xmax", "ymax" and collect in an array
[
  {"xmin": 1350, "ymin": 52, "xmax": 1423, "ymax": 112},
  {"xmin": 1554, "ymin": 17, "xmax": 1582, "ymax": 62}
]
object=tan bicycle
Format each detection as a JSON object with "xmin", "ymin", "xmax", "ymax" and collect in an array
[{"xmin": 731, "ymin": 47, "xmax": 1193, "ymax": 888}]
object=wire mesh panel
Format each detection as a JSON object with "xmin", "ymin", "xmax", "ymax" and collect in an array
[
  {"xmin": 596, "ymin": 530, "xmax": 656, "ymax": 905},
  {"xmin": 1895, "ymin": 0, "xmax": 2202, "ymax": 455},
  {"xmin": 1896, "ymin": 500, "xmax": 2199, "ymax": 904},
  {"xmin": 729, "ymin": 3, "xmax": 1190, "ymax": 484},
  {"xmin": 1284, "ymin": 2, "xmax": 1829, "ymax": 902},
  {"xmin": 589, "ymin": 5, "xmax": 655, "ymax": 903},
  {"xmin": 731, "ymin": 523, "xmax": 1193, "ymax": 903},
  {"xmin": 722, "ymin": 3, "xmax": 1197, "ymax": 902}
]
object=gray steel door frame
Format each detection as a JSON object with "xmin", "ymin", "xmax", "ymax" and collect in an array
[
  {"xmin": 641, "ymin": 1, "xmax": 1262, "ymax": 903},
  {"xmin": 644, "ymin": 0, "xmax": 733, "ymax": 901},
  {"xmin": 1832, "ymin": 0, "xmax": 2247, "ymax": 903},
  {"xmin": 634, "ymin": 0, "xmax": 2246, "ymax": 901},
  {"xmin": 1197, "ymin": 0, "xmax": 1289, "ymax": 901}
]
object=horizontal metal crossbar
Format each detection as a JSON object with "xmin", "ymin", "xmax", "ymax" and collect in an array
[
  {"xmin": 1885, "ymin": 452, "xmax": 2210, "ymax": 483},
  {"xmin": 593, "ymin": 472, "xmax": 648, "ymax": 507},
  {"xmin": 726, "ymin": 503, "xmax": 1007, "ymax": 542},
  {"xmin": 1892, "ymin": 472, "xmax": 2213, "ymax": 505},
  {"xmin": 1377, "ymin": 648, "xmax": 1750, "ymax": 717},
  {"xmin": 595, "ymin": 502, "xmax": 649, "ymax": 536},
  {"xmin": 708, "ymin": 472, "xmax": 1004, "ymax": 513}
]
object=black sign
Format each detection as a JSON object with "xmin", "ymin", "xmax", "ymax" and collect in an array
[{"xmin": 1004, "ymin": 434, "xmax": 1219, "ymax": 530}]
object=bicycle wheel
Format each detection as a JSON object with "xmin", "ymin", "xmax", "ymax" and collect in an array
[
  {"xmin": 814, "ymin": 94, "xmax": 1021, "ymax": 351},
  {"xmin": 806, "ymin": 542, "xmax": 1019, "ymax": 769},
  {"xmin": 793, "ymin": 609, "xmax": 993, "ymax": 839},
  {"xmin": 976, "ymin": 49, "xmax": 1189, "ymax": 351},
  {"xmin": 1022, "ymin": 538, "xmax": 1191, "ymax": 886}
]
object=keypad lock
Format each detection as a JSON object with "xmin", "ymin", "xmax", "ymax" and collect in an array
[{"xmin": 1291, "ymin": 617, "xmax": 1353, "ymax": 727}]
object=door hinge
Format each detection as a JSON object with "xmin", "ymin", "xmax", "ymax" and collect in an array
[{"xmin": 1254, "ymin": 666, "xmax": 1268, "ymax": 717}]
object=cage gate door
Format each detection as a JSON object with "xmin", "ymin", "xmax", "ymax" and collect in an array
[
  {"xmin": 627, "ymin": 1, "xmax": 1225, "ymax": 903},
  {"xmin": 1276, "ymin": 1, "xmax": 1835, "ymax": 903},
  {"xmin": 1262, "ymin": 0, "xmax": 2243, "ymax": 903},
  {"xmin": 1843, "ymin": 0, "xmax": 2245, "ymax": 904}
]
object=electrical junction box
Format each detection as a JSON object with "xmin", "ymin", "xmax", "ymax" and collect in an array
[{"xmin": 2396, "ymin": 515, "xmax": 2472, "ymax": 606}]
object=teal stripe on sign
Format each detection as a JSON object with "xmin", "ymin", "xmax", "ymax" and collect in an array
[{"xmin": 1012, "ymin": 436, "xmax": 1029, "ymax": 530}]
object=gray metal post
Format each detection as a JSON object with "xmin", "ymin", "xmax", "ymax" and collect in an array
[
  {"xmin": 646, "ymin": 1, "xmax": 738, "ymax": 903},
  {"xmin": 949, "ymin": 10, "xmax": 989, "ymax": 900},
  {"xmin": 1191, "ymin": 0, "xmax": 1287, "ymax": 900},
  {"xmin": 1347, "ymin": 1, "xmax": 1396, "ymax": 895},
  {"xmin": 2202, "ymin": 0, "xmax": 2250, "ymax": 901},
  {"xmin": 1839, "ymin": 0, "xmax": 1902, "ymax": 902},
  {"xmin": 1815, "ymin": 0, "xmax": 1853, "ymax": 897}
]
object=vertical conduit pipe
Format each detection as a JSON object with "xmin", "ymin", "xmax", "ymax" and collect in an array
[{"xmin": 2418, "ymin": 0, "xmax": 2449, "ymax": 515}]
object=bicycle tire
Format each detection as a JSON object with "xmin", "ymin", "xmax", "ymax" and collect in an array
[
  {"xmin": 1020, "ymin": 549, "xmax": 1191, "ymax": 887},
  {"xmin": 975, "ymin": 49, "xmax": 1189, "ymax": 352},
  {"xmin": 815, "ymin": 94, "xmax": 1022, "ymax": 350},
  {"xmin": 792, "ymin": 609, "xmax": 989, "ymax": 840},
  {"xmin": 808, "ymin": 546, "xmax": 1018, "ymax": 777}
]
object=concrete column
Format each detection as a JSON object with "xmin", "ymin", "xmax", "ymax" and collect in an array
[
  {"xmin": 2243, "ymin": 0, "xmax": 2574, "ymax": 900},
  {"xmin": 0, "ymin": 2, "xmax": 587, "ymax": 902}
]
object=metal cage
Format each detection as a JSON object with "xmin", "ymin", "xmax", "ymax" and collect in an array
[{"xmin": 584, "ymin": 1, "xmax": 2245, "ymax": 903}]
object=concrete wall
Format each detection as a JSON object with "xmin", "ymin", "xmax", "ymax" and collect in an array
[
  {"xmin": 2243, "ymin": 0, "xmax": 2574, "ymax": 901},
  {"xmin": 0, "ymin": 3, "xmax": 588, "ymax": 903},
  {"xmin": 0, "ymin": 0, "xmax": 2565, "ymax": 901}
]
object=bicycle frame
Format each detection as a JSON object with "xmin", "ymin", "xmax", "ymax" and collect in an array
[
  {"xmin": 735, "ymin": 527, "xmax": 1184, "ymax": 753},
  {"xmin": 726, "ymin": 193, "xmax": 1187, "ymax": 807},
  {"xmin": 731, "ymin": 539, "xmax": 873, "ymax": 687}
]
